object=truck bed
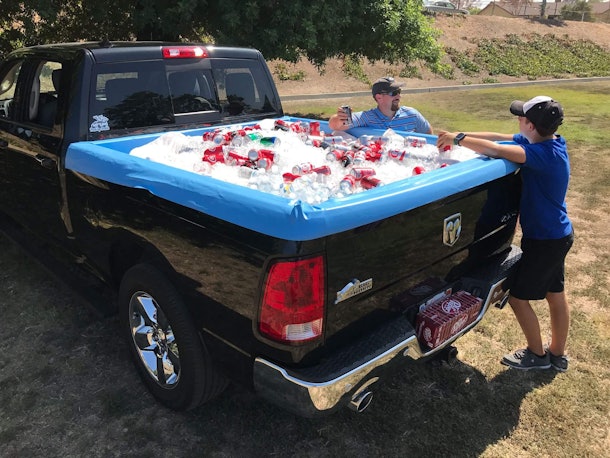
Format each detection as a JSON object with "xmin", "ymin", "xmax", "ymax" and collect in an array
[{"xmin": 65, "ymin": 117, "xmax": 520, "ymax": 241}]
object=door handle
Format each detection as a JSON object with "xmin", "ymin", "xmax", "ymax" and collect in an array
[{"xmin": 35, "ymin": 154, "xmax": 56, "ymax": 170}]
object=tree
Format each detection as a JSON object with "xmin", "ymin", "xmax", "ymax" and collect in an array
[
  {"xmin": 561, "ymin": 1, "xmax": 593, "ymax": 22},
  {"xmin": 1, "ymin": 0, "xmax": 444, "ymax": 70}
]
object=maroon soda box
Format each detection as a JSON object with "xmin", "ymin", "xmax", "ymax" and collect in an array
[{"xmin": 415, "ymin": 291, "xmax": 483, "ymax": 349}]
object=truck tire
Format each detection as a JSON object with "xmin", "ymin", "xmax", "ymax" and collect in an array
[{"xmin": 119, "ymin": 263, "xmax": 227, "ymax": 410}]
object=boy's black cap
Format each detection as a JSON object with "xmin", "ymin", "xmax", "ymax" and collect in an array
[
  {"xmin": 510, "ymin": 95, "xmax": 564, "ymax": 130},
  {"xmin": 372, "ymin": 77, "xmax": 405, "ymax": 96}
]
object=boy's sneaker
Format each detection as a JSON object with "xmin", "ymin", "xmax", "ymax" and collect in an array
[
  {"xmin": 501, "ymin": 348, "xmax": 551, "ymax": 370},
  {"xmin": 544, "ymin": 345, "xmax": 569, "ymax": 372}
]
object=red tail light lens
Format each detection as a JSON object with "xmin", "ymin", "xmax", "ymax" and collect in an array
[
  {"xmin": 162, "ymin": 46, "xmax": 208, "ymax": 59},
  {"xmin": 259, "ymin": 256, "xmax": 325, "ymax": 344}
]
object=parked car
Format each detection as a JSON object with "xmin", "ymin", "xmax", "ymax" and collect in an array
[{"xmin": 424, "ymin": 1, "xmax": 470, "ymax": 15}]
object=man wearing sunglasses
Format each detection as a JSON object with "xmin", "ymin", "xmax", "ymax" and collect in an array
[{"xmin": 328, "ymin": 76, "xmax": 432, "ymax": 134}]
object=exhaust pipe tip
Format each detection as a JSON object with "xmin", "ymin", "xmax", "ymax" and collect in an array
[{"xmin": 348, "ymin": 390, "xmax": 373, "ymax": 413}]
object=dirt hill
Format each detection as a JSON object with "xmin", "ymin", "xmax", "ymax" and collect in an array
[{"xmin": 271, "ymin": 15, "xmax": 610, "ymax": 96}]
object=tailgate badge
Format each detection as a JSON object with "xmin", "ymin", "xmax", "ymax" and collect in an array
[
  {"xmin": 443, "ymin": 213, "xmax": 462, "ymax": 247},
  {"xmin": 335, "ymin": 278, "xmax": 373, "ymax": 304}
]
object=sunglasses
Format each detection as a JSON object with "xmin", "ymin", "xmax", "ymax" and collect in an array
[{"xmin": 379, "ymin": 89, "xmax": 401, "ymax": 96}]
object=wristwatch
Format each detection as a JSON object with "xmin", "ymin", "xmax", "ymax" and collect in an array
[{"xmin": 454, "ymin": 132, "xmax": 466, "ymax": 146}]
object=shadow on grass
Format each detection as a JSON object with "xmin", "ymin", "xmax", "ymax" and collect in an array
[{"xmin": 173, "ymin": 357, "xmax": 558, "ymax": 457}]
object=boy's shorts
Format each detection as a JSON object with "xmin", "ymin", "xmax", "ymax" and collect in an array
[{"xmin": 504, "ymin": 231, "xmax": 574, "ymax": 300}]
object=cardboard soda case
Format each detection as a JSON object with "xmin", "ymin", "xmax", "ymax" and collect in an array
[{"xmin": 415, "ymin": 290, "xmax": 483, "ymax": 349}]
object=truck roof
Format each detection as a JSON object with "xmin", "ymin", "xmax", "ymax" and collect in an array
[{"xmin": 12, "ymin": 41, "xmax": 265, "ymax": 63}]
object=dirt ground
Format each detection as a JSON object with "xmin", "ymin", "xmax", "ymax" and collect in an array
[{"xmin": 271, "ymin": 15, "xmax": 610, "ymax": 96}]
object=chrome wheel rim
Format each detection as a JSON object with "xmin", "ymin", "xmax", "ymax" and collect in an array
[{"xmin": 128, "ymin": 291, "xmax": 180, "ymax": 388}]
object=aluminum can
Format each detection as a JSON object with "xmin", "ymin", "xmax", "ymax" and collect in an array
[
  {"xmin": 405, "ymin": 136, "xmax": 427, "ymax": 148},
  {"xmin": 274, "ymin": 119, "xmax": 291, "ymax": 131},
  {"xmin": 341, "ymin": 105, "xmax": 353, "ymax": 127},
  {"xmin": 412, "ymin": 166, "xmax": 426, "ymax": 175},
  {"xmin": 292, "ymin": 162, "xmax": 314, "ymax": 175},
  {"xmin": 203, "ymin": 146, "xmax": 225, "ymax": 164},
  {"xmin": 326, "ymin": 149, "xmax": 344, "ymax": 162},
  {"xmin": 309, "ymin": 121, "xmax": 321, "ymax": 136},
  {"xmin": 388, "ymin": 149, "xmax": 407, "ymax": 162},
  {"xmin": 259, "ymin": 136, "xmax": 281, "ymax": 147},
  {"xmin": 339, "ymin": 174, "xmax": 357, "ymax": 192},
  {"xmin": 361, "ymin": 176, "xmax": 383, "ymax": 189},
  {"xmin": 350, "ymin": 167, "xmax": 377, "ymax": 179},
  {"xmin": 312, "ymin": 165, "xmax": 331, "ymax": 175},
  {"xmin": 322, "ymin": 135, "xmax": 346, "ymax": 144},
  {"xmin": 226, "ymin": 151, "xmax": 249, "ymax": 167}
]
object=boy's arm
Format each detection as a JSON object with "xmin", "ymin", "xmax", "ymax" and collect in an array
[{"xmin": 436, "ymin": 130, "xmax": 526, "ymax": 164}]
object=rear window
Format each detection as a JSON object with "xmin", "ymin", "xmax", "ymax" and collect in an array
[{"xmin": 88, "ymin": 58, "xmax": 279, "ymax": 137}]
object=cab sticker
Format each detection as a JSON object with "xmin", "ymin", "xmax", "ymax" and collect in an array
[{"xmin": 90, "ymin": 114, "xmax": 110, "ymax": 132}]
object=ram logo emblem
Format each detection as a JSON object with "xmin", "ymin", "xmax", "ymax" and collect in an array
[{"xmin": 443, "ymin": 213, "xmax": 462, "ymax": 247}]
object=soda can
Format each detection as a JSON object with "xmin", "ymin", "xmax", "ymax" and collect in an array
[
  {"xmin": 352, "ymin": 150, "xmax": 366, "ymax": 165},
  {"xmin": 412, "ymin": 166, "xmax": 426, "ymax": 175},
  {"xmin": 312, "ymin": 165, "xmax": 332, "ymax": 175},
  {"xmin": 274, "ymin": 119, "xmax": 291, "ymax": 131},
  {"xmin": 405, "ymin": 136, "xmax": 427, "ymax": 148},
  {"xmin": 259, "ymin": 136, "xmax": 281, "ymax": 148},
  {"xmin": 282, "ymin": 172, "xmax": 301, "ymax": 183},
  {"xmin": 326, "ymin": 149, "xmax": 344, "ymax": 162},
  {"xmin": 361, "ymin": 176, "xmax": 383, "ymax": 189},
  {"xmin": 341, "ymin": 152, "xmax": 354, "ymax": 168},
  {"xmin": 388, "ymin": 149, "xmax": 407, "ymax": 162},
  {"xmin": 247, "ymin": 149, "xmax": 260, "ymax": 161},
  {"xmin": 323, "ymin": 135, "xmax": 346, "ymax": 144},
  {"xmin": 203, "ymin": 146, "xmax": 225, "ymax": 164},
  {"xmin": 292, "ymin": 162, "xmax": 314, "ymax": 175},
  {"xmin": 350, "ymin": 167, "xmax": 377, "ymax": 179},
  {"xmin": 226, "ymin": 151, "xmax": 250, "ymax": 167},
  {"xmin": 339, "ymin": 174, "xmax": 357, "ymax": 192},
  {"xmin": 238, "ymin": 166, "xmax": 255, "ymax": 179},
  {"xmin": 358, "ymin": 135, "xmax": 373, "ymax": 146},
  {"xmin": 310, "ymin": 121, "xmax": 321, "ymax": 136},
  {"xmin": 341, "ymin": 105, "xmax": 353, "ymax": 127}
]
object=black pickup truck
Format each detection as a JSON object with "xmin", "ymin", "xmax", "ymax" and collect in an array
[{"xmin": 0, "ymin": 41, "xmax": 521, "ymax": 416}]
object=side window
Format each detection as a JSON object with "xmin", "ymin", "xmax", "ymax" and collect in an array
[
  {"xmin": 0, "ymin": 60, "xmax": 23, "ymax": 120},
  {"xmin": 32, "ymin": 61, "xmax": 63, "ymax": 127}
]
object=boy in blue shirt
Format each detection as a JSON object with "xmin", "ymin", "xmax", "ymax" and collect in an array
[{"xmin": 436, "ymin": 96, "xmax": 574, "ymax": 371}]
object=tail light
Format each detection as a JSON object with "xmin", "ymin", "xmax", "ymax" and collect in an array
[
  {"xmin": 259, "ymin": 256, "xmax": 325, "ymax": 344},
  {"xmin": 162, "ymin": 46, "xmax": 208, "ymax": 59}
]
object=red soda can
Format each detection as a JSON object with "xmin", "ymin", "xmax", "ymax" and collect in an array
[
  {"xmin": 258, "ymin": 149, "xmax": 276, "ymax": 163},
  {"xmin": 282, "ymin": 172, "xmax": 301, "ymax": 183},
  {"xmin": 274, "ymin": 119, "xmax": 291, "ymax": 131},
  {"xmin": 341, "ymin": 152, "xmax": 354, "ymax": 168},
  {"xmin": 292, "ymin": 162, "xmax": 314, "ymax": 174},
  {"xmin": 226, "ymin": 151, "xmax": 249, "ymax": 166},
  {"xmin": 350, "ymin": 167, "xmax": 376, "ymax": 179},
  {"xmin": 361, "ymin": 176, "xmax": 383, "ymax": 189},
  {"xmin": 203, "ymin": 146, "xmax": 225, "ymax": 164},
  {"xmin": 339, "ymin": 174, "xmax": 358, "ymax": 192},
  {"xmin": 352, "ymin": 150, "xmax": 366, "ymax": 165},
  {"xmin": 309, "ymin": 121, "xmax": 321, "ymax": 136},
  {"xmin": 412, "ymin": 166, "xmax": 426, "ymax": 175},
  {"xmin": 365, "ymin": 150, "xmax": 383, "ymax": 162},
  {"xmin": 326, "ymin": 149, "xmax": 344, "ymax": 162},
  {"xmin": 202, "ymin": 129, "xmax": 220, "ymax": 142},
  {"xmin": 388, "ymin": 149, "xmax": 407, "ymax": 161},
  {"xmin": 312, "ymin": 165, "xmax": 332, "ymax": 175}
]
